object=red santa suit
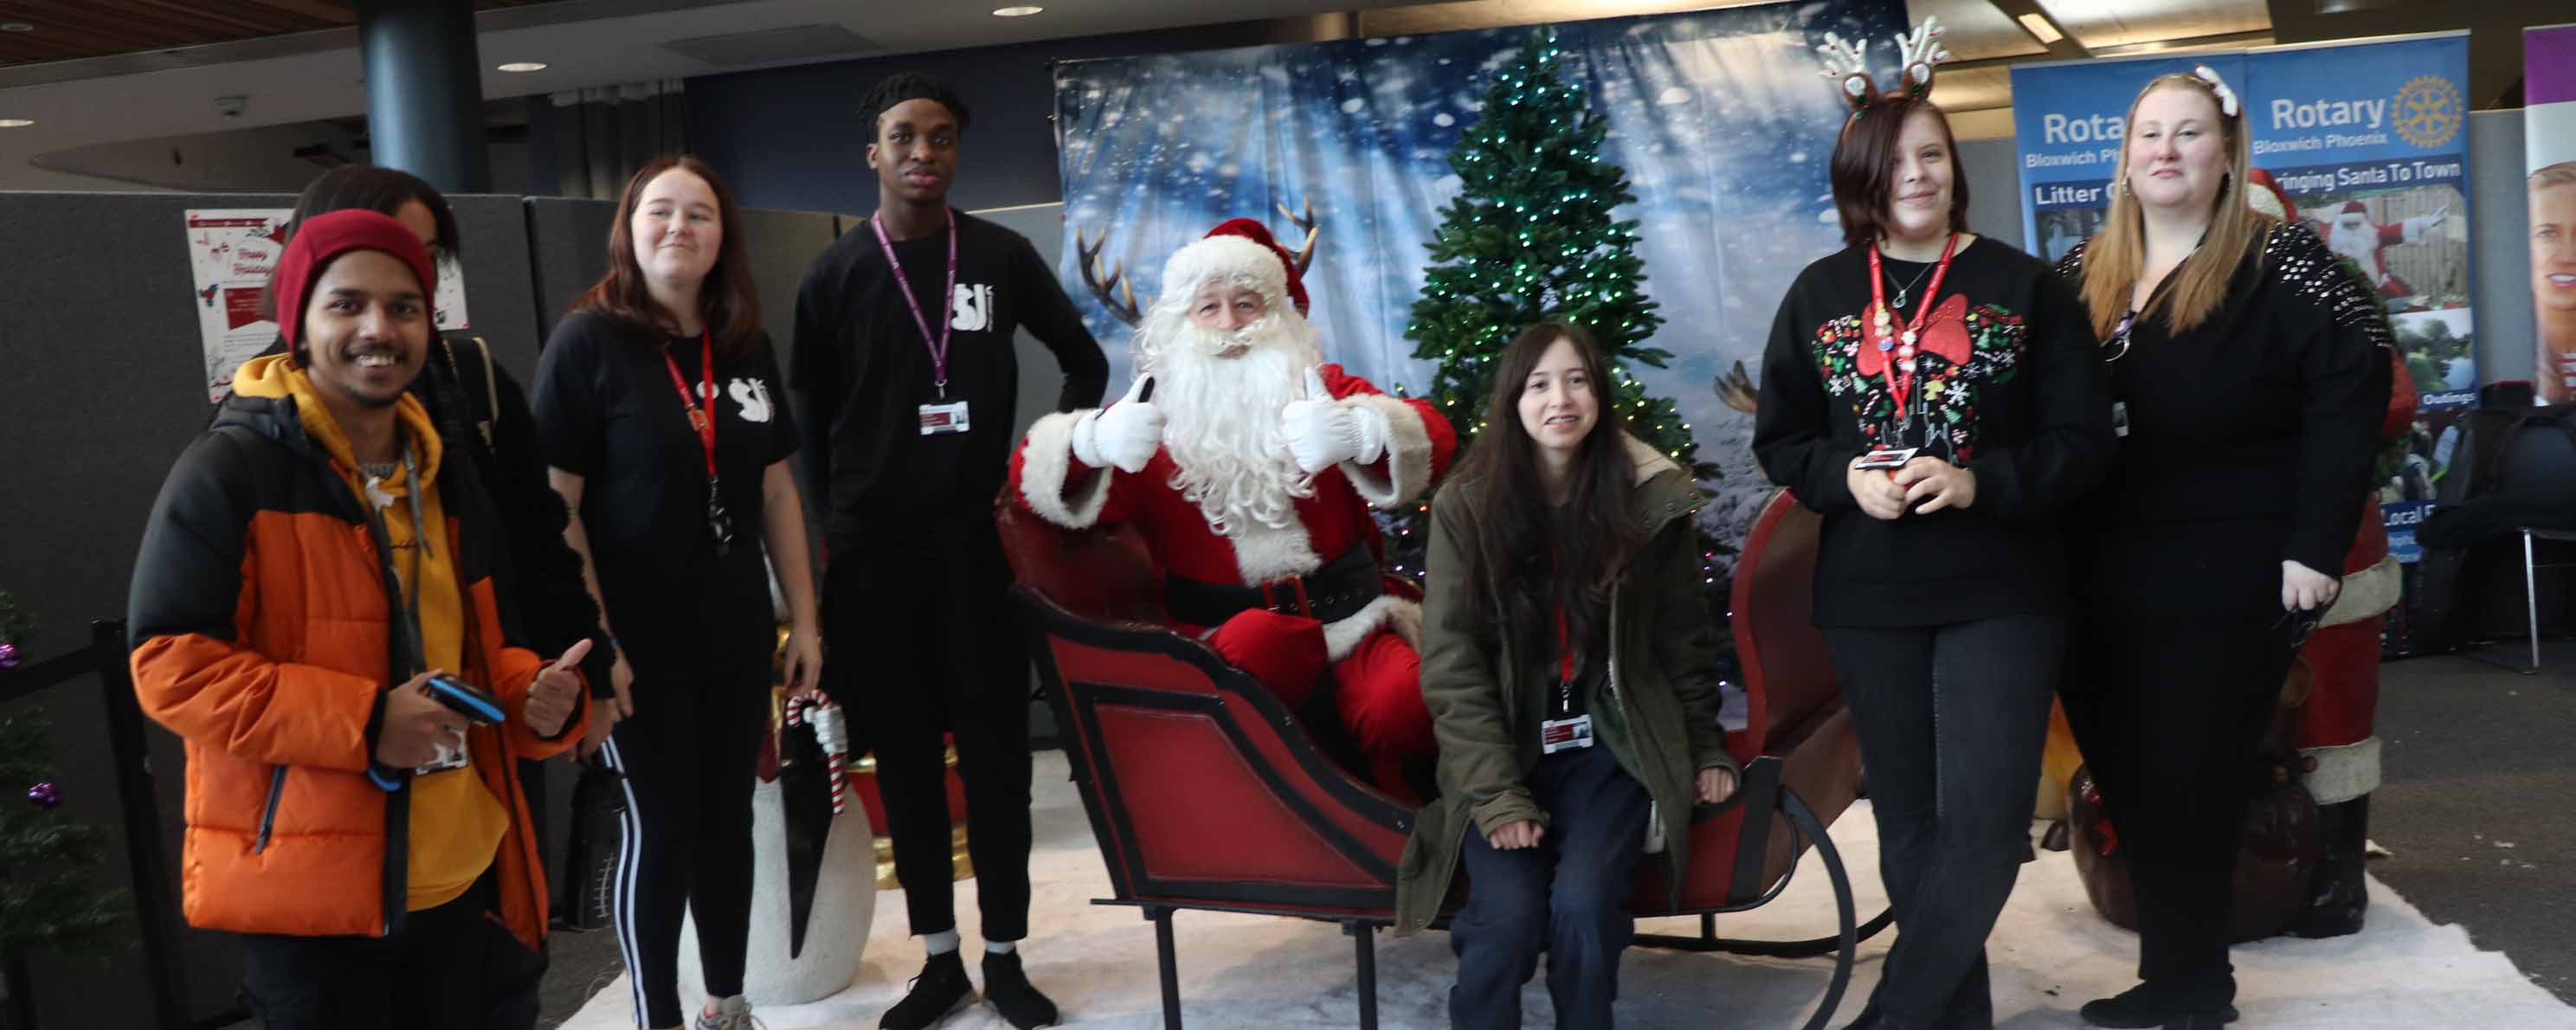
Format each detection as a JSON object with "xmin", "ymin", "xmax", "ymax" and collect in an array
[
  {"xmin": 2312, "ymin": 197, "xmax": 2444, "ymax": 300},
  {"xmin": 1008, "ymin": 220, "xmax": 1457, "ymax": 797}
]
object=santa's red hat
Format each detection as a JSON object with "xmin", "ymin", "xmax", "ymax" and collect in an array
[
  {"xmin": 2243, "ymin": 167, "xmax": 2298, "ymax": 222},
  {"xmin": 1159, "ymin": 217, "xmax": 1310, "ymax": 315},
  {"xmin": 2339, "ymin": 199, "xmax": 2367, "ymax": 216}
]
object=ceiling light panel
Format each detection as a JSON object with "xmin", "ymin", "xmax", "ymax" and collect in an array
[
  {"xmin": 2032, "ymin": 0, "xmax": 2269, "ymax": 52},
  {"xmin": 1904, "ymin": 0, "xmax": 2049, "ymax": 61}
]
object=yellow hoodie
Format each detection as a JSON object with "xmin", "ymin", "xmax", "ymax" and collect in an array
[{"xmin": 231, "ymin": 354, "xmax": 507, "ymax": 912}]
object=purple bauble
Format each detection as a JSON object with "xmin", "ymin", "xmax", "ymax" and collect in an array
[
  {"xmin": 27, "ymin": 782, "xmax": 59, "ymax": 808},
  {"xmin": 0, "ymin": 641, "xmax": 17, "ymax": 669}
]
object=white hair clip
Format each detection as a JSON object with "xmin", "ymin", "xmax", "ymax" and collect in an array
[{"xmin": 2193, "ymin": 64, "xmax": 2239, "ymax": 118}]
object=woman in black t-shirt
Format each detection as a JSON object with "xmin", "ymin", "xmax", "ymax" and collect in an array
[
  {"xmin": 531, "ymin": 156, "xmax": 816, "ymax": 1030},
  {"xmin": 1751, "ymin": 89, "xmax": 2112, "ymax": 1028},
  {"xmin": 2053, "ymin": 69, "xmax": 2389, "ymax": 1030}
]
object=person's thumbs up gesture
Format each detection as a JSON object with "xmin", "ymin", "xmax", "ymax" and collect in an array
[
  {"xmin": 1281, "ymin": 366, "xmax": 1388, "ymax": 474},
  {"xmin": 525, "ymin": 639, "xmax": 591, "ymax": 738},
  {"xmin": 1072, "ymin": 375, "xmax": 1164, "ymax": 473}
]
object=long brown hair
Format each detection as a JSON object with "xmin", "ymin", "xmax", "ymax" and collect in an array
[
  {"xmin": 574, "ymin": 155, "xmax": 763, "ymax": 359},
  {"xmin": 2077, "ymin": 72, "xmax": 2269, "ymax": 340},
  {"xmin": 1829, "ymin": 94, "xmax": 1971, "ymax": 250},
  {"xmin": 1446, "ymin": 322, "xmax": 1645, "ymax": 655}
]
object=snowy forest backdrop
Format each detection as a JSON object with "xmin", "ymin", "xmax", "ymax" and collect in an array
[{"xmin": 1052, "ymin": 0, "xmax": 1909, "ymax": 563}]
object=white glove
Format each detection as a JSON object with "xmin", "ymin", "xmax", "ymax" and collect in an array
[
  {"xmin": 1072, "ymin": 375, "xmax": 1163, "ymax": 474},
  {"xmin": 1280, "ymin": 367, "xmax": 1388, "ymax": 474}
]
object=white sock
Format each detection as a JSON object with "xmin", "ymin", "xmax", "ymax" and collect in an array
[
  {"xmin": 709, "ymin": 995, "xmax": 746, "ymax": 1014},
  {"xmin": 987, "ymin": 939, "xmax": 1019, "ymax": 956},
  {"xmin": 924, "ymin": 929, "xmax": 962, "ymax": 956}
]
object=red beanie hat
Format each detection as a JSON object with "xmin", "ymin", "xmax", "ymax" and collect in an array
[
  {"xmin": 273, "ymin": 209, "xmax": 438, "ymax": 351},
  {"xmin": 1201, "ymin": 217, "xmax": 1309, "ymax": 315}
]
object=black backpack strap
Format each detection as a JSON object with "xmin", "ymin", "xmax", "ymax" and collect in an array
[{"xmin": 435, "ymin": 336, "xmax": 500, "ymax": 450}]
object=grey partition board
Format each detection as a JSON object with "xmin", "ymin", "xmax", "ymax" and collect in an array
[
  {"xmin": 448, "ymin": 192, "xmax": 546, "ymax": 380},
  {"xmin": 2470, "ymin": 109, "xmax": 2533, "ymax": 391},
  {"xmin": 0, "ymin": 190, "xmax": 290, "ymax": 1027},
  {"xmin": 525, "ymin": 196, "xmax": 617, "ymax": 342},
  {"xmin": 1958, "ymin": 135, "xmax": 2027, "ymax": 252}
]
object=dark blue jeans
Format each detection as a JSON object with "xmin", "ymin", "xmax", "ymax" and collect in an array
[
  {"xmin": 1825, "ymin": 614, "xmax": 2061, "ymax": 1030},
  {"xmin": 1450, "ymin": 742, "xmax": 1653, "ymax": 1030}
]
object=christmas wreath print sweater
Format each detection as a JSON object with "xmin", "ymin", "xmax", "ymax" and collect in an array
[{"xmin": 1752, "ymin": 237, "xmax": 2115, "ymax": 628}]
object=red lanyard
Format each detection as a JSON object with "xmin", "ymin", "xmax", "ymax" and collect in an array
[
  {"xmin": 1554, "ymin": 602, "xmax": 1576, "ymax": 686},
  {"xmin": 870, "ymin": 208, "xmax": 959, "ymax": 400},
  {"xmin": 660, "ymin": 330, "xmax": 717, "ymax": 480},
  {"xmin": 1865, "ymin": 232, "xmax": 1961, "ymax": 422}
]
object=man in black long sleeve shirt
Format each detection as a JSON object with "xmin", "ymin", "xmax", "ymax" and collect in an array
[{"xmin": 789, "ymin": 72, "xmax": 1104, "ymax": 1030}]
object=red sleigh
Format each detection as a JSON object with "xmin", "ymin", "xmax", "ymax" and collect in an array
[{"xmin": 997, "ymin": 488, "xmax": 1880, "ymax": 1029}]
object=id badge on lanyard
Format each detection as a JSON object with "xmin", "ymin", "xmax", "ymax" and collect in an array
[
  {"xmin": 873, "ymin": 210, "xmax": 974, "ymax": 438},
  {"xmin": 1540, "ymin": 604, "xmax": 1594, "ymax": 753}
]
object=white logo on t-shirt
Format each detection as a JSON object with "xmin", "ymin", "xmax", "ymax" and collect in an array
[
  {"xmin": 952, "ymin": 283, "xmax": 995, "ymax": 332},
  {"xmin": 728, "ymin": 377, "xmax": 775, "ymax": 423}
]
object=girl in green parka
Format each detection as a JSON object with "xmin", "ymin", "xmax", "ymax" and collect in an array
[{"xmin": 1397, "ymin": 322, "xmax": 1740, "ymax": 1030}]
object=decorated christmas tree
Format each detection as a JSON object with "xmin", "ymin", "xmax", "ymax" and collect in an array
[
  {"xmin": 0, "ymin": 591, "xmax": 125, "ymax": 974},
  {"xmin": 1388, "ymin": 29, "xmax": 1723, "ymax": 589}
]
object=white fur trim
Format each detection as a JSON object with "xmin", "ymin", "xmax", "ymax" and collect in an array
[
  {"xmin": 1017, "ymin": 410, "xmax": 1113, "ymax": 530},
  {"xmin": 1339, "ymin": 393, "xmax": 1434, "ymax": 507},
  {"xmin": 1322, "ymin": 595, "xmax": 1414, "ymax": 663},
  {"xmin": 2300, "ymin": 737, "xmax": 2380, "ymax": 805},
  {"xmin": 1227, "ymin": 513, "xmax": 1323, "ymax": 585},
  {"xmin": 2319, "ymin": 556, "xmax": 2402, "ymax": 628},
  {"xmin": 1159, "ymin": 235, "xmax": 1291, "ymax": 308}
]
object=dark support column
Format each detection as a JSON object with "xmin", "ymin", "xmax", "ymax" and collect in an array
[{"xmin": 356, "ymin": 0, "xmax": 491, "ymax": 193}]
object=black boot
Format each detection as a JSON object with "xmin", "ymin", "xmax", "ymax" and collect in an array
[
  {"xmin": 2288, "ymin": 795, "xmax": 2370, "ymax": 938},
  {"xmin": 2079, "ymin": 984, "xmax": 2238, "ymax": 1028},
  {"xmin": 880, "ymin": 950, "xmax": 975, "ymax": 1030},
  {"xmin": 982, "ymin": 950, "xmax": 1060, "ymax": 1028}
]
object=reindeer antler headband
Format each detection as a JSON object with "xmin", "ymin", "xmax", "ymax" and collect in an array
[{"xmin": 1817, "ymin": 17, "xmax": 1951, "ymax": 116}]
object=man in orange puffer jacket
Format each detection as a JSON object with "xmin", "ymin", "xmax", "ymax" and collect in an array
[{"xmin": 128, "ymin": 210, "xmax": 589, "ymax": 1029}]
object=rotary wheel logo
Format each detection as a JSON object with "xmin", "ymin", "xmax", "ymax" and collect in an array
[{"xmin": 2392, "ymin": 75, "xmax": 2462, "ymax": 149}]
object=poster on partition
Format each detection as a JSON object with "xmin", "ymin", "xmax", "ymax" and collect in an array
[
  {"xmin": 2528, "ymin": 23, "xmax": 2576, "ymax": 405},
  {"xmin": 184, "ymin": 208, "xmax": 473, "ymax": 402},
  {"xmin": 2010, "ymin": 34, "xmax": 2472, "ymax": 563}
]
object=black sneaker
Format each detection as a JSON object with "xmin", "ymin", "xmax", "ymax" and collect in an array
[
  {"xmin": 982, "ymin": 950, "xmax": 1060, "ymax": 1029},
  {"xmin": 880, "ymin": 951, "xmax": 975, "ymax": 1030},
  {"xmin": 2079, "ymin": 984, "xmax": 2238, "ymax": 1028}
]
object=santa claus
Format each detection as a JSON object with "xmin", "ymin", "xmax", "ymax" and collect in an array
[
  {"xmin": 1009, "ymin": 219, "xmax": 1457, "ymax": 797},
  {"xmin": 2314, "ymin": 196, "xmax": 2448, "ymax": 302}
]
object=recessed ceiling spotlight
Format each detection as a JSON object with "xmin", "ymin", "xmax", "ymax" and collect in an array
[
  {"xmin": 0, "ymin": 119, "xmax": 35, "ymax": 127},
  {"xmin": 0, "ymin": 23, "xmax": 34, "ymax": 33},
  {"xmin": 993, "ymin": 5, "xmax": 1044, "ymax": 16},
  {"xmin": 496, "ymin": 61, "xmax": 549, "ymax": 73}
]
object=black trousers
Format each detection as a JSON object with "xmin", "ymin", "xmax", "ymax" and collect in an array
[
  {"xmin": 238, "ymin": 871, "xmax": 541, "ymax": 1030},
  {"xmin": 1824, "ymin": 614, "xmax": 2060, "ymax": 1030},
  {"xmin": 598, "ymin": 635, "xmax": 771, "ymax": 1029},
  {"xmin": 824, "ymin": 520, "xmax": 1034, "ymax": 942},
  {"xmin": 2062, "ymin": 608, "xmax": 2296, "ymax": 1014}
]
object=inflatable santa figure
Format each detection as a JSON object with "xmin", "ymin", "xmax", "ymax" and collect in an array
[
  {"xmin": 2313, "ymin": 195, "xmax": 2449, "ymax": 302},
  {"xmin": 2249, "ymin": 167, "xmax": 2412, "ymax": 936},
  {"xmin": 1010, "ymin": 219, "xmax": 1456, "ymax": 796}
]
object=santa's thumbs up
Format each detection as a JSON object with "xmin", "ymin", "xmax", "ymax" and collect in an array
[
  {"xmin": 1074, "ymin": 375, "xmax": 1163, "ymax": 473},
  {"xmin": 1281, "ymin": 365, "xmax": 1388, "ymax": 474}
]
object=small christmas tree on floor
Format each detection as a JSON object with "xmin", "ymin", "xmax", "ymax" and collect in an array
[
  {"xmin": 0, "ymin": 590, "xmax": 125, "ymax": 1000},
  {"xmin": 1388, "ymin": 28, "xmax": 1723, "ymax": 590}
]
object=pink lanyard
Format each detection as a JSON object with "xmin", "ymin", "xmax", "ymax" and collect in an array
[{"xmin": 870, "ymin": 208, "xmax": 959, "ymax": 400}]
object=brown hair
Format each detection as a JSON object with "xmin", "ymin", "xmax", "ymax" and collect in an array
[
  {"xmin": 1829, "ymin": 95, "xmax": 1972, "ymax": 250},
  {"xmin": 1444, "ymin": 321, "xmax": 1645, "ymax": 656},
  {"xmin": 2076, "ymin": 73, "xmax": 2268, "ymax": 340},
  {"xmin": 574, "ymin": 155, "xmax": 763, "ymax": 359}
]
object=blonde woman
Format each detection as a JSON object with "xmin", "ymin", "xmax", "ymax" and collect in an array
[{"xmin": 2053, "ymin": 68, "xmax": 2392, "ymax": 1029}]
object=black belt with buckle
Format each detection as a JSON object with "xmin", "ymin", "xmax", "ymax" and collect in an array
[{"xmin": 1164, "ymin": 543, "xmax": 1385, "ymax": 626}]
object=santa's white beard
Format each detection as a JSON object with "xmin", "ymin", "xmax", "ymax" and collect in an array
[
  {"xmin": 2328, "ymin": 216, "xmax": 2380, "ymax": 275},
  {"xmin": 1144, "ymin": 312, "xmax": 1323, "ymax": 535}
]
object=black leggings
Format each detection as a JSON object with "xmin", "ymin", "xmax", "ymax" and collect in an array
[
  {"xmin": 598, "ymin": 642, "xmax": 770, "ymax": 1029},
  {"xmin": 824, "ymin": 525, "xmax": 1034, "ymax": 942},
  {"xmin": 2062, "ymin": 609, "xmax": 2295, "ymax": 1014}
]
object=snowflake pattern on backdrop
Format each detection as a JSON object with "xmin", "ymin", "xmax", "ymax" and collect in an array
[{"xmin": 1052, "ymin": 0, "xmax": 1907, "ymax": 565}]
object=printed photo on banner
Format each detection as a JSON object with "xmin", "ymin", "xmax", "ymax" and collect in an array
[
  {"xmin": 183, "ymin": 207, "xmax": 473, "ymax": 402},
  {"xmin": 2525, "ymin": 23, "xmax": 2576, "ymax": 404},
  {"xmin": 2382, "ymin": 306, "xmax": 2473, "ymax": 504},
  {"xmin": 2262, "ymin": 171, "xmax": 2465, "ymax": 313}
]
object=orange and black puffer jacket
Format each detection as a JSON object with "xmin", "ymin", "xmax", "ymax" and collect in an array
[{"xmin": 126, "ymin": 358, "xmax": 582, "ymax": 946}]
